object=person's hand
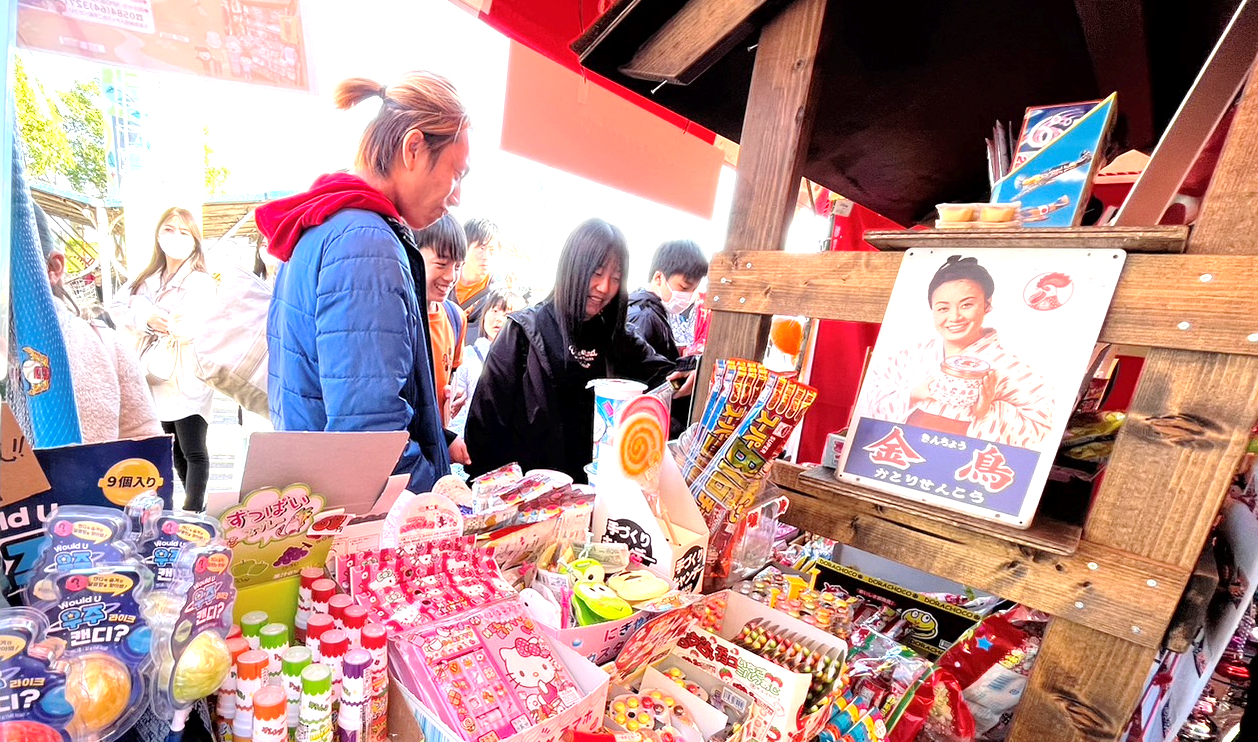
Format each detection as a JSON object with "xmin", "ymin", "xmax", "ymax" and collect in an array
[
  {"xmin": 147, "ymin": 313, "xmax": 169, "ymax": 334},
  {"xmin": 449, "ymin": 437, "xmax": 471, "ymax": 465},
  {"xmin": 909, "ymin": 377, "xmax": 934, "ymax": 406},
  {"xmin": 668, "ymin": 369, "xmax": 698, "ymax": 399},
  {"xmin": 448, "ymin": 384, "xmax": 468, "ymax": 417},
  {"xmin": 973, "ymin": 371, "xmax": 998, "ymax": 420}
]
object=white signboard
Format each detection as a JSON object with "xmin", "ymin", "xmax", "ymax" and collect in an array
[{"xmin": 837, "ymin": 248, "xmax": 1126, "ymax": 527}]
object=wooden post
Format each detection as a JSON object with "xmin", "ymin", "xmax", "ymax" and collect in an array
[
  {"xmin": 694, "ymin": 0, "xmax": 829, "ymax": 422},
  {"xmin": 1007, "ymin": 53, "xmax": 1258, "ymax": 742}
]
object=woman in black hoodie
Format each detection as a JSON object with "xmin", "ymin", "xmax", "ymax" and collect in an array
[{"xmin": 465, "ymin": 218, "xmax": 674, "ymax": 481}]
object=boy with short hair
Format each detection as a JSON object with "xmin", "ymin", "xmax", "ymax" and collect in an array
[
  {"xmin": 414, "ymin": 215, "xmax": 469, "ymax": 429},
  {"xmin": 628, "ymin": 239, "xmax": 709, "ymax": 436},
  {"xmin": 456, "ymin": 217, "xmax": 500, "ymax": 337}
]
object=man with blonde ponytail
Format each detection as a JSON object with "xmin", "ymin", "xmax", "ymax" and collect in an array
[{"xmin": 258, "ymin": 71, "xmax": 472, "ymax": 493}]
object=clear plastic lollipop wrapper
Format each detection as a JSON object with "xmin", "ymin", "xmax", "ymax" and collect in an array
[
  {"xmin": 0, "ymin": 607, "xmax": 75, "ymax": 742},
  {"xmin": 147, "ymin": 543, "xmax": 237, "ymax": 741}
]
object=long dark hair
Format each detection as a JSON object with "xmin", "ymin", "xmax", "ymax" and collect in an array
[
  {"xmin": 550, "ymin": 218, "xmax": 629, "ymax": 343},
  {"xmin": 130, "ymin": 207, "xmax": 209, "ymax": 291}
]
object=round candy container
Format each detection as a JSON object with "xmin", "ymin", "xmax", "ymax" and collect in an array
[{"xmin": 931, "ymin": 356, "xmax": 992, "ymax": 416}]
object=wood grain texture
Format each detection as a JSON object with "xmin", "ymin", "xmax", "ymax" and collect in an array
[
  {"xmin": 773, "ymin": 463, "xmax": 1186, "ymax": 647},
  {"xmin": 706, "ymin": 250, "xmax": 1258, "ymax": 356},
  {"xmin": 694, "ymin": 0, "xmax": 830, "ymax": 423},
  {"xmin": 621, "ymin": 0, "xmax": 781, "ymax": 84},
  {"xmin": 1164, "ymin": 545, "xmax": 1219, "ymax": 653},
  {"xmin": 864, "ymin": 226, "xmax": 1188, "ymax": 252},
  {"xmin": 793, "ymin": 466, "xmax": 1082, "ymax": 555},
  {"xmin": 1009, "ymin": 51, "xmax": 1258, "ymax": 742},
  {"xmin": 1010, "ymin": 620, "xmax": 1159, "ymax": 742}
]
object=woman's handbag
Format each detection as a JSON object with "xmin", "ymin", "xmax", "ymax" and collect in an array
[{"xmin": 138, "ymin": 334, "xmax": 180, "ymax": 385}]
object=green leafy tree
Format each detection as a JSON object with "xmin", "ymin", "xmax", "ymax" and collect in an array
[
  {"xmin": 204, "ymin": 126, "xmax": 231, "ymax": 195},
  {"xmin": 13, "ymin": 56, "xmax": 108, "ymax": 198}
]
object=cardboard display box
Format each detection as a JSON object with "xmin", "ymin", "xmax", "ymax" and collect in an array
[
  {"xmin": 388, "ymin": 635, "xmax": 610, "ymax": 742},
  {"xmin": 592, "ymin": 455, "xmax": 709, "ymax": 593}
]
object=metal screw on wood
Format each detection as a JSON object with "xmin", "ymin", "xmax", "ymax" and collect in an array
[
  {"xmin": 1178, "ymin": 321, "xmax": 1192, "ymax": 330},
  {"xmin": 713, "ymin": 296, "xmax": 720, "ymax": 302},
  {"xmin": 1200, "ymin": 273, "xmax": 1214, "ymax": 282},
  {"xmin": 739, "ymin": 297, "xmax": 747, "ymax": 304},
  {"xmin": 1074, "ymin": 601, "xmax": 1085, "ymax": 609},
  {"xmin": 745, "ymin": 262, "xmax": 753, "ymax": 268},
  {"xmin": 1248, "ymin": 333, "xmax": 1258, "ymax": 342},
  {"xmin": 1131, "ymin": 626, "xmax": 1142, "ymax": 635},
  {"xmin": 1147, "ymin": 579, "xmax": 1158, "ymax": 588},
  {"xmin": 720, "ymin": 277, "xmax": 729, "ymax": 284},
  {"xmin": 1087, "ymin": 562, "xmax": 1099, "ymax": 570}
]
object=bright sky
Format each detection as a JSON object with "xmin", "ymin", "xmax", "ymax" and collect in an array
[{"xmin": 19, "ymin": 0, "xmax": 828, "ymax": 291}]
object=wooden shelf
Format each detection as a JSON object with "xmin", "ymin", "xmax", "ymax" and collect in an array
[
  {"xmin": 707, "ymin": 249, "xmax": 1258, "ymax": 356},
  {"xmin": 793, "ymin": 465, "xmax": 1082, "ymax": 554},
  {"xmin": 864, "ymin": 226, "xmax": 1190, "ymax": 252},
  {"xmin": 772, "ymin": 462, "xmax": 1188, "ymax": 648}
]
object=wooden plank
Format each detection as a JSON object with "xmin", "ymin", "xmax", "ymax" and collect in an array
[
  {"xmin": 1010, "ymin": 620, "xmax": 1159, "ymax": 742},
  {"xmin": 620, "ymin": 0, "xmax": 783, "ymax": 84},
  {"xmin": 694, "ymin": 0, "xmax": 830, "ymax": 423},
  {"xmin": 1164, "ymin": 545, "xmax": 1219, "ymax": 653},
  {"xmin": 706, "ymin": 250, "xmax": 1258, "ymax": 356},
  {"xmin": 794, "ymin": 466, "xmax": 1081, "ymax": 556},
  {"xmin": 773, "ymin": 462, "xmax": 1186, "ymax": 647},
  {"xmin": 1009, "ymin": 45, "xmax": 1258, "ymax": 742},
  {"xmin": 864, "ymin": 226, "xmax": 1188, "ymax": 252}
]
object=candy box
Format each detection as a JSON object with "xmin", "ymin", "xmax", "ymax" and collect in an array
[
  {"xmin": 652, "ymin": 592, "xmax": 848, "ymax": 742},
  {"xmin": 389, "ymin": 634, "xmax": 610, "ymax": 742},
  {"xmin": 592, "ymin": 455, "xmax": 709, "ymax": 593}
]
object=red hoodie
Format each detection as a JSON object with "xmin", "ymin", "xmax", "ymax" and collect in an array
[{"xmin": 256, "ymin": 173, "xmax": 401, "ymax": 262}]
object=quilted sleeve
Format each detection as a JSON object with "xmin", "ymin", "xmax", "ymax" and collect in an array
[{"xmin": 313, "ymin": 225, "xmax": 416, "ymax": 432}]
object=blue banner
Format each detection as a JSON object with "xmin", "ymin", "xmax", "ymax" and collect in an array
[{"xmin": 842, "ymin": 416, "xmax": 1040, "ymax": 518}]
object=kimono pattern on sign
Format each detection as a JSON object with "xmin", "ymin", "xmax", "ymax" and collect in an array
[{"xmin": 861, "ymin": 328, "xmax": 1054, "ymax": 448}]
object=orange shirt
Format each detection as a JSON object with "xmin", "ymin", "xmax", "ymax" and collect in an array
[
  {"xmin": 455, "ymin": 272, "xmax": 492, "ymax": 306},
  {"xmin": 428, "ymin": 302, "xmax": 466, "ymax": 424}
]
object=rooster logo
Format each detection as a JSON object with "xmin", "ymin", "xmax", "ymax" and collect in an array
[{"xmin": 1024, "ymin": 272, "xmax": 1073, "ymax": 311}]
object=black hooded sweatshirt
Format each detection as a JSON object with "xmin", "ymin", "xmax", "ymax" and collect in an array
[{"xmin": 464, "ymin": 300, "xmax": 674, "ymax": 481}]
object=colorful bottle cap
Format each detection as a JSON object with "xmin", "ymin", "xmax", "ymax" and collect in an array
[
  {"xmin": 343, "ymin": 649, "xmax": 372, "ymax": 682},
  {"xmin": 281, "ymin": 646, "xmax": 312, "ymax": 676},
  {"xmin": 227, "ymin": 636, "xmax": 251, "ymax": 664},
  {"xmin": 260, "ymin": 623, "xmax": 289, "ymax": 649},
  {"xmin": 320, "ymin": 629, "xmax": 349, "ymax": 660},
  {"xmin": 360, "ymin": 624, "xmax": 387, "ymax": 651},
  {"xmin": 342, "ymin": 605, "xmax": 369, "ymax": 631},
  {"xmin": 299, "ymin": 567, "xmax": 326, "ymax": 589},
  {"xmin": 311, "ymin": 578, "xmax": 337, "ymax": 606},
  {"xmin": 328, "ymin": 594, "xmax": 354, "ymax": 626},
  {"xmin": 300, "ymin": 663, "xmax": 332, "ymax": 695},
  {"xmin": 306, "ymin": 614, "xmax": 335, "ymax": 645},
  {"xmin": 241, "ymin": 611, "xmax": 269, "ymax": 648},
  {"xmin": 253, "ymin": 684, "xmax": 287, "ymax": 720},
  {"xmin": 236, "ymin": 649, "xmax": 270, "ymax": 683}
]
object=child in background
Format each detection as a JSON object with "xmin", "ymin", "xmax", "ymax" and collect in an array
[
  {"xmin": 414, "ymin": 215, "xmax": 471, "ymax": 462},
  {"xmin": 627, "ymin": 239, "xmax": 709, "ymax": 437},
  {"xmin": 449, "ymin": 288, "xmax": 527, "ymax": 439}
]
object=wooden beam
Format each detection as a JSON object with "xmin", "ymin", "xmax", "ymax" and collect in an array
[
  {"xmin": 1009, "ymin": 620, "xmax": 1159, "ymax": 742},
  {"xmin": 773, "ymin": 464, "xmax": 1186, "ymax": 648},
  {"xmin": 1008, "ymin": 41, "xmax": 1258, "ymax": 742},
  {"xmin": 1164, "ymin": 545, "xmax": 1219, "ymax": 653},
  {"xmin": 706, "ymin": 250, "xmax": 1258, "ymax": 356},
  {"xmin": 864, "ymin": 225, "xmax": 1188, "ymax": 253},
  {"xmin": 695, "ymin": 0, "xmax": 829, "ymax": 423},
  {"xmin": 620, "ymin": 0, "xmax": 783, "ymax": 84}
]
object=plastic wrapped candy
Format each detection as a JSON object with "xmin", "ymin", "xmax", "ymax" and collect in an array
[
  {"xmin": 148, "ymin": 543, "xmax": 237, "ymax": 736},
  {"xmin": 29, "ymin": 562, "xmax": 156, "ymax": 742},
  {"xmin": 131, "ymin": 508, "xmax": 223, "ymax": 590},
  {"xmin": 0, "ymin": 607, "xmax": 75, "ymax": 742}
]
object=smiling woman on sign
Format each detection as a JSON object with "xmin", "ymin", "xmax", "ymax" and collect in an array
[
  {"xmin": 861, "ymin": 255, "xmax": 1053, "ymax": 448},
  {"xmin": 465, "ymin": 218, "xmax": 674, "ymax": 481}
]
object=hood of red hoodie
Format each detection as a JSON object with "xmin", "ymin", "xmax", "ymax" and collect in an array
[{"xmin": 255, "ymin": 173, "xmax": 402, "ymax": 262}]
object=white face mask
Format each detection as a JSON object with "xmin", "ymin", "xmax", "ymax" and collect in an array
[
  {"xmin": 159, "ymin": 233, "xmax": 195, "ymax": 261},
  {"xmin": 664, "ymin": 289, "xmax": 694, "ymax": 315}
]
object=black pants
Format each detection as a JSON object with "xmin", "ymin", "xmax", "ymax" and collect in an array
[{"xmin": 162, "ymin": 415, "xmax": 209, "ymax": 511}]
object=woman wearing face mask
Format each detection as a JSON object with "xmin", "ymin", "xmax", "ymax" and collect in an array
[
  {"xmin": 465, "ymin": 219, "xmax": 675, "ymax": 480},
  {"xmin": 627, "ymin": 239, "xmax": 709, "ymax": 437},
  {"xmin": 111, "ymin": 207, "xmax": 217, "ymax": 510}
]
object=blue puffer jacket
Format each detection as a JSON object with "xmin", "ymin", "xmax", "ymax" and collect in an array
[{"xmin": 267, "ymin": 208, "xmax": 451, "ymax": 492}]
